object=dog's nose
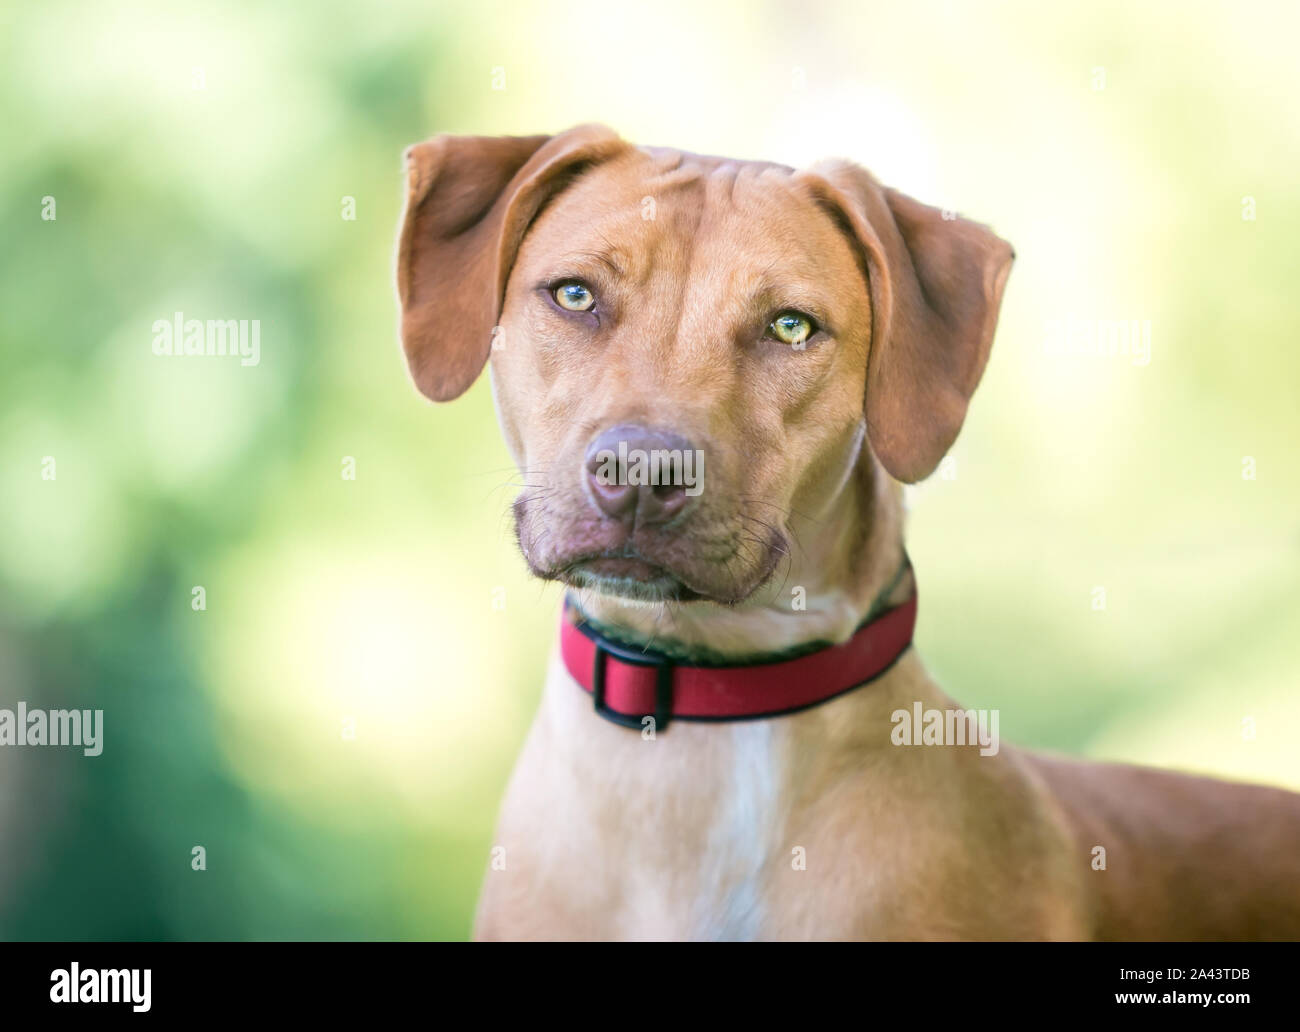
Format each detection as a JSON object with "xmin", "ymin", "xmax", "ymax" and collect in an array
[{"xmin": 584, "ymin": 425, "xmax": 700, "ymax": 525}]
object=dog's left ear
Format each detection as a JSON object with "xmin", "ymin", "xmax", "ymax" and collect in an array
[
  {"xmin": 802, "ymin": 161, "xmax": 1014, "ymax": 483},
  {"xmin": 397, "ymin": 124, "xmax": 626, "ymax": 401}
]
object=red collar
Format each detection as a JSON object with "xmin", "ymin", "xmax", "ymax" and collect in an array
[{"xmin": 560, "ymin": 566, "xmax": 917, "ymax": 731}]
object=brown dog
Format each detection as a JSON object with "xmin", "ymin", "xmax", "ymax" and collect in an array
[{"xmin": 396, "ymin": 125, "xmax": 1300, "ymax": 940}]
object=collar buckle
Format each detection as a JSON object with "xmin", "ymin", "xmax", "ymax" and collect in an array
[{"xmin": 591, "ymin": 636, "xmax": 675, "ymax": 732}]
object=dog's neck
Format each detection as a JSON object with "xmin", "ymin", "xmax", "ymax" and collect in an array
[{"xmin": 568, "ymin": 451, "xmax": 909, "ymax": 661}]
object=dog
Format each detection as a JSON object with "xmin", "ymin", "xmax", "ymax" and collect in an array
[{"xmin": 395, "ymin": 124, "xmax": 1300, "ymax": 940}]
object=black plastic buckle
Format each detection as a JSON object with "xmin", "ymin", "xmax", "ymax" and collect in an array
[{"xmin": 591, "ymin": 636, "xmax": 675, "ymax": 732}]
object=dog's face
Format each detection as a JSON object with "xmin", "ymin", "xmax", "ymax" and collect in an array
[
  {"xmin": 491, "ymin": 150, "xmax": 875, "ymax": 603},
  {"xmin": 397, "ymin": 126, "xmax": 1012, "ymax": 605}
]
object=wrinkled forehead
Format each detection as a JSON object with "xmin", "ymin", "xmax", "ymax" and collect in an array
[{"xmin": 516, "ymin": 147, "xmax": 863, "ymax": 288}]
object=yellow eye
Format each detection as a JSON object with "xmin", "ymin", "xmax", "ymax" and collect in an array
[
  {"xmin": 769, "ymin": 311, "xmax": 815, "ymax": 346},
  {"xmin": 554, "ymin": 282, "xmax": 595, "ymax": 312}
]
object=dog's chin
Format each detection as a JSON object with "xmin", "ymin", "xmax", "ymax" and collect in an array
[
  {"xmin": 516, "ymin": 506, "xmax": 790, "ymax": 606},
  {"xmin": 543, "ymin": 548, "xmax": 784, "ymax": 607},
  {"xmin": 562, "ymin": 557, "xmax": 708, "ymax": 604}
]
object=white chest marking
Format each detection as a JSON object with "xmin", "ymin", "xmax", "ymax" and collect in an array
[{"xmin": 692, "ymin": 722, "xmax": 780, "ymax": 940}]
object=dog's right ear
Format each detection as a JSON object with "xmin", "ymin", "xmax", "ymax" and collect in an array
[{"xmin": 396, "ymin": 125, "xmax": 626, "ymax": 401}]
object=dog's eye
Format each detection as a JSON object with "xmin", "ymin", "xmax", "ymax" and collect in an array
[
  {"xmin": 553, "ymin": 281, "xmax": 596, "ymax": 312},
  {"xmin": 768, "ymin": 311, "xmax": 816, "ymax": 346}
]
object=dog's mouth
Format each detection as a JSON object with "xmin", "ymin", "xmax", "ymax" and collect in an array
[
  {"xmin": 542, "ymin": 531, "xmax": 787, "ymax": 606},
  {"xmin": 560, "ymin": 553, "xmax": 708, "ymax": 603},
  {"xmin": 513, "ymin": 493, "xmax": 788, "ymax": 606}
]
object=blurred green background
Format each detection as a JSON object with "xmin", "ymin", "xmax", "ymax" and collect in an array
[{"xmin": 1, "ymin": 0, "xmax": 1297, "ymax": 939}]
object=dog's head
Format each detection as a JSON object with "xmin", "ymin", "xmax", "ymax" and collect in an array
[{"xmin": 396, "ymin": 125, "xmax": 1012, "ymax": 605}]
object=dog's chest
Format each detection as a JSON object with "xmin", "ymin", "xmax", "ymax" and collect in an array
[
  {"xmin": 678, "ymin": 722, "xmax": 782, "ymax": 940},
  {"xmin": 547, "ymin": 671, "xmax": 792, "ymax": 939},
  {"xmin": 594, "ymin": 722, "xmax": 784, "ymax": 940}
]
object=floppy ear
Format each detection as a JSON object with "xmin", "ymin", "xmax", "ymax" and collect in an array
[
  {"xmin": 802, "ymin": 161, "xmax": 1014, "ymax": 483},
  {"xmin": 396, "ymin": 124, "xmax": 626, "ymax": 401}
]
